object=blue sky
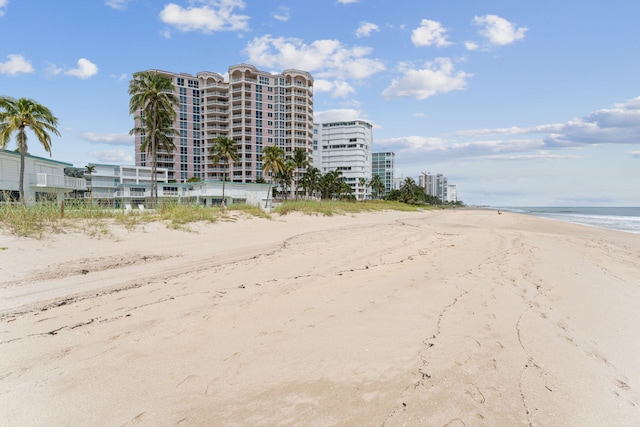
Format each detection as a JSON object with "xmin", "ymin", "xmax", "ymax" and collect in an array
[{"xmin": 1, "ymin": 0, "xmax": 639, "ymax": 206}]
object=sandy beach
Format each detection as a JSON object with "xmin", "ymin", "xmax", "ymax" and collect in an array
[{"xmin": 1, "ymin": 209, "xmax": 639, "ymax": 426}]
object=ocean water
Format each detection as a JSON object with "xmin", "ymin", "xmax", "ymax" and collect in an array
[{"xmin": 497, "ymin": 207, "xmax": 640, "ymax": 234}]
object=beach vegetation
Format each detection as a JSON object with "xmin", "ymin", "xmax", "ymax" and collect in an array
[
  {"xmin": 273, "ymin": 199, "xmax": 421, "ymax": 216},
  {"xmin": 0, "ymin": 96, "xmax": 61, "ymax": 203}
]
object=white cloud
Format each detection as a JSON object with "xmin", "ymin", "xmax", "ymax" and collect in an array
[
  {"xmin": 0, "ymin": 0, "xmax": 7, "ymax": 17},
  {"xmin": 64, "ymin": 58, "xmax": 98, "ymax": 79},
  {"xmin": 272, "ymin": 5, "xmax": 290, "ymax": 22},
  {"xmin": 381, "ymin": 58, "xmax": 471, "ymax": 100},
  {"xmin": 464, "ymin": 41, "xmax": 478, "ymax": 51},
  {"xmin": 105, "ymin": 0, "xmax": 130, "ymax": 10},
  {"xmin": 88, "ymin": 149, "xmax": 134, "ymax": 163},
  {"xmin": 411, "ymin": 19, "xmax": 451, "ymax": 47},
  {"xmin": 160, "ymin": 0, "xmax": 249, "ymax": 33},
  {"xmin": 338, "ymin": 0, "xmax": 359, "ymax": 3},
  {"xmin": 44, "ymin": 62, "xmax": 63, "ymax": 77},
  {"xmin": 473, "ymin": 15, "xmax": 527, "ymax": 46},
  {"xmin": 110, "ymin": 73, "xmax": 129, "ymax": 82},
  {"xmin": 628, "ymin": 151, "xmax": 640, "ymax": 159},
  {"xmin": 314, "ymin": 108, "xmax": 367, "ymax": 124},
  {"xmin": 314, "ymin": 79, "xmax": 356, "ymax": 98},
  {"xmin": 82, "ymin": 132, "xmax": 133, "ymax": 146},
  {"xmin": 244, "ymin": 35, "xmax": 385, "ymax": 82},
  {"xmin": 356, "ymin": 22, "xmax": 379, "ymax": 38},
  {"xmin": 454, "ymin": 124, "xmax": 564, "ymax": 137},
  {"xmin": 0, "ymin": 54, "xmax": 33, "ymax": 75}
]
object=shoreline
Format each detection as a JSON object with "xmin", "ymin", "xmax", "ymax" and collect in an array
[{"xmin": 1, "ymin": 209, "xmax": 639, "ymax": 425}]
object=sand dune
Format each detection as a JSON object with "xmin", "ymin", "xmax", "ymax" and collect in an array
[{"xmin": 1, "ymin": 209, "xmax": 639, "ymax": 426}]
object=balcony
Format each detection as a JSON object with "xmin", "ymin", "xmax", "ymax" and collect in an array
[{"xmin": 31, "ymin": 173, "xmax": 86, "ymax": 190}]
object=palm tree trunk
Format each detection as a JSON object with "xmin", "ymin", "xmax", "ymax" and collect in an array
[{"xmin": 18, "ymin": 129, "xmax": 26, "ymax": 203}]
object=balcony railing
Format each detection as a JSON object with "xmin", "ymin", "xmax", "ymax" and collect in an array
[{"xmin": 31, "ymin": 173, "xmax": 86, "ymax": 190}]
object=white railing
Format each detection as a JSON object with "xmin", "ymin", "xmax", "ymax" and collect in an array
[{"xmin": 32, "ymin": 173, "xmax": 86, "ymax": 190}]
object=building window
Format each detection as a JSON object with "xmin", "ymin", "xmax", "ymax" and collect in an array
[{"xmin": 177, "ymin": 77, "xmax": 184, "ymax": 86}]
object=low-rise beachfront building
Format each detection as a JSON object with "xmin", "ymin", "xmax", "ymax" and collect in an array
[
  {"xmin": 371, "ymin": 151, "xmax": 395, "ymax": 196},
  {"xmin": 313, "ymin": 120, "xmax": 373, "ymax": 200},
  {"xmin": 86, "ymin": 163, "xmax": 270, "ymax": 209},
  {"xmin": 0, "ymin": 149, "xmax": 86, "ymax": 205}
]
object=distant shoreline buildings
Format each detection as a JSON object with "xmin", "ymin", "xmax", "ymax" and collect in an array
[{"xmin": 1, "ymin": 63, "xmax": 458, "ymax": 206}]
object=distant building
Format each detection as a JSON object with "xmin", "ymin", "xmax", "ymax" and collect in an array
[
  {"xmin": 131, "ymin": 64, "xmax": 314, "ymax": 187},
  {"xmin": 371, "ymin": 152, "xmax": 395, "ymax": 196},
  {"xmin": 0, "ymin": 149, "xmax": 85, "ymax": 205},
  {"xmin": 313, "ymin": 120, "xmax": 373, "ymax": 200},
  {"xmin": 419, "ymin": 173, "xmax": 448, "ymax": 202},
  {"xmin": 446, "ymin": 184, "xmax": 457, "ymax": 203}
]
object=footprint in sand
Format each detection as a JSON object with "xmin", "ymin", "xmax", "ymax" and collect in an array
[{"xmin": 465, "ymin": 383, "xmax": 486, "ymax": 403}]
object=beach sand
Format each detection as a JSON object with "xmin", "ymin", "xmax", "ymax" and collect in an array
[{"xmin": 1, "ymin": 209, "xmax": 639, "ymax": 426}]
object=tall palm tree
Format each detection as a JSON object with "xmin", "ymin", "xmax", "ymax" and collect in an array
[
  {"xmin": 261, "ymin": 145, "xmax": 285, "ymax": 208},
  {"xmin": 129, "ymin": 71, "xmax": 178, "ymax": 206},
  {"xmin": 210, "ymin": 136, "xmax": 239, "ymax": 208},
  {"xmin": 129, "ymin": 107, "xmax": 176, "ymax": 204},
  {"xmin": 0, "ymin": 96, "xmax": 60, "ymax": 203},
  {"xmin": 85, "ymin": 164, "xmax": 96, "ymax": 203},
  {"xmin": 291, "ymin": 147, "xmax": 309, "ymax": 199}
]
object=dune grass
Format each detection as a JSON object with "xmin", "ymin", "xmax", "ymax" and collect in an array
[
  {"xmin": 272, "ymin": 199, "xmax": 423, "ymax": 216},
  {"xmin": 0, "ymin": 199, "xmax": 427, "ymax": 238}
]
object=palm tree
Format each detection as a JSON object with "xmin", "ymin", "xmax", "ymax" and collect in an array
[
  {"xmin": 129, "ymin": 71, "xmax": 178, "ymax": 206},
  {"xmin": 291, "ymin": 147, "xmax": 309, "ymax": 199},
  {"xmin": 85, "ymin": 165, "xmax": 96, "ymax": 203},
  {"xmin": 370, "ymin": 174, "xmax": 385, "ymax": 200},
  {"xmin": 301, "ymin": 166, "xmax": 320, "ymax": 199},
  {"xmin": 261, "ymin": 145, "xmax": 285, "ymax": 208},
  {"xmin": 0, "ymin": 97, "xmax": 60, "ymax": 203},
  {"xmin": 129, "ymin": 107, "xmax": 176, "ymax": 205},
  {"xmin": 210, "ymin": 136, "xmax": 239, "ymax": 208}
]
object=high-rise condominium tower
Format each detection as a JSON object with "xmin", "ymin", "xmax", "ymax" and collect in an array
[
  {"xmin": 132, "ymin": 64, "xmax": 314, "ymax": 183},
  {"xmin": 313, "ymin": 120, "xmax": 373, "ymax": 200}
]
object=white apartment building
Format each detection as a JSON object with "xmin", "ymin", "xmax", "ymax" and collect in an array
[
  {"xmin": 446, "ymin": 184, "xmax": 458, "ymax": 203},
  {"xmin": 132, "ymin": 64, "xmax": 314, "ymax": 186},
  {"xmin": 0, "ymin": 149, "xmax": 85, "ymax": 205},
  {"xmin": 313, "ymin": 120, "xmax": 373, "ymax": 200}
]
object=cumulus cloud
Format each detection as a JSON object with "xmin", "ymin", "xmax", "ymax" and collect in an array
[
  {"xmin": 543, "ymin": 97, "xmax": 640, "ymax": 147},
  {"xmin": 88, "ymin": 149, "xmax": 134, "ymax": 163},
  {"xmin": 356, "ymin": 22, "xmax": 379, "ymax": 38},
  {"xmin": 64, "ymin": 58, "xmax": 98, "ymax": 79},
  {"xmin": 105, "ymin": 0, "xmax": 130, "ymax": 10},
  {"xmin": 411, "ymin": 19, "xmax": 451, "ymax": 47},
  {"xmin": 160, "ymin": 0, "xmax": 249, "ymax": 33},
  {"xmin": 381, "ymin": 58, "xmax": 471, "ymax": 100},
  {"xmin": 314, "ymin": 79, "xmax": 356, "ymax": 98},
  {"xmin": 464, "ymin": 41, "xmax": 478, "ymax": 51},
  {"xmin": 272, "ymin": 5, "xmax": 290, "ymax": 22},
  {"xmin": 82, "ymin": 132, "xmax": 133, "ymax": 146},
  {"xmin": 0, "ymin": 0, "xmax": 7, "ymax": 16},
  {"xmin": 244, "ymin": 35, "xmax": 385, "ymax": 82},
  {"xmin": 0, "ymin": 54, "xmax": 33, "ymax": 75},
  {"xmin": 473, "ymin": 15, "xmax": 527, "ymax": 46},
  {"xmin": 314, "ymin": 108, "xmax": 367, "ymax": 124}
]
